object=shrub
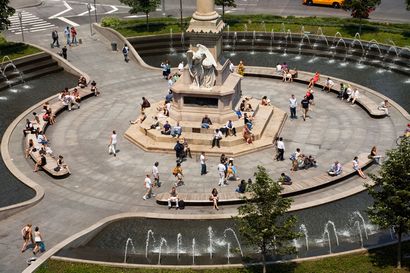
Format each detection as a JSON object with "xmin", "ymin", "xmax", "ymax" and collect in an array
[{"xmin": 101, "ymin": 17, "xmax": 121, "ymax": 28}]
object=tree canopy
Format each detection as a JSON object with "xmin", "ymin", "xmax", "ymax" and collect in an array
[
  {"xmin": 0, "ymin": 0, "xmax": 15, "ymax": 31},
  {"xmin": 234, "ymin": 166, "xmax": 299, "ymax": 273},
  {"xmin": 215, "ymin": 0, "xmax": 236, "ymax": 18},
  {"xmin": 367, "ymin": 137, "xmax": 410, "ymax": 268},
  {"xmin": 119, "ymin": 0, "xmax": 160, "ymax": 30}
]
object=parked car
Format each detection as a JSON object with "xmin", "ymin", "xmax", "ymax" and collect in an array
[{"xmin": 303, "ymin": 0, "xmax": 344, "ymax": 8}]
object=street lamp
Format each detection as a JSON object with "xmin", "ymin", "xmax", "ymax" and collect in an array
[
  {"xmin": 161, "ymin": 0, "xmax": 166, "ymax": 16},
  {"xmin": 93, "ymin": 0, "xmax": 98, "ymax": 23},
  {"xmin": 17, "ymin": 11, "xmax": 24, "ymax": 42},
  {"xmin": 180, "ymin": 0, "xmax": 183, "ymax": 30},
  {"xmin": 87, "ymin": 3, "xmax": 93, "ymax": 35}
]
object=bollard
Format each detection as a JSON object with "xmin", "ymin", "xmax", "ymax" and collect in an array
[{"xmin": 111, "ymin": 41, "xmax": 117, "ymax": 51}]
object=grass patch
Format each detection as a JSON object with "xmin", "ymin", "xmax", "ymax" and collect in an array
[
  {"xmin": 104, "ymin": 15, "xmax": 410, "ymax": 47},
  {"xmin": 36, "ymin": 241, "xmax": 410, "ymax": 273},
  {"xmin": 0, "ymin": 36, "xmax": 41, "ymax": 61}
]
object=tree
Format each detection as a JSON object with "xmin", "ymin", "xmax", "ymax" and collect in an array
[
  {"xmin": 407, "ymin": 0, "xmax": 410, "ymax": 10},
  {"xmin": 234, "ymin": 166, "xmax": 299, "ymax": 273},
  {"xmin": 0, "ymin": 0, "xmax": 15, "ymax": 31},
  {"xmin": 342, "ymin": 0, "xmax": 381, "ymax": 33},
  {"xmin": 119, "ymin": 0, "xmax": 160, "ymax": 31},
  {"xmin": 215, "ymin": 0, "xmax": 236, "ymax": 19},
  {"xmin": 366, "ymin": 137, "xmax": 410, "ymax": 269}
]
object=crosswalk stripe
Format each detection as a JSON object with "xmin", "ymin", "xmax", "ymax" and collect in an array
[{"xmin": 8, "ymin": 11, "xmax": 56, "ymax": 34}]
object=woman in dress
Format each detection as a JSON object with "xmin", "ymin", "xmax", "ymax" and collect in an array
[
  {"xmin": 353, "ymin": 156, "xmax": 366, "ymax": 179},
  {"xmin": 209, "ymin": 188, "xmax": 219, "ymax": 210}
]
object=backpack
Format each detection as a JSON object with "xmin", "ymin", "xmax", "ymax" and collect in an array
[
  {"xmin": 289, "ymin": 152, "xmax": 296, "ymax": 161},
  {"xmin": 122, "ymin": 47, "xmax": 128, "ymax": 54},
  {"xmin": 178, "ymin": 199, "xmax": 185, "ymax": 209}
]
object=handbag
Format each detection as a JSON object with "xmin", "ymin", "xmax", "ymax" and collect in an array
[{"xmin": 54, "ymin": 166, "xmax": 61, "ymax": 172}]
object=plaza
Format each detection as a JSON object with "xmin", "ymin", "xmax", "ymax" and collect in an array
[{"xmin": 0, "ymin": 0, "xmax": 409, "ymax": 272}]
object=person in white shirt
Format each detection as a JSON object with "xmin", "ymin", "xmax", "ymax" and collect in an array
[
  {"xmin": 200, "ymin": 152, "xmax": 207, "ymax": 175},
  {"xmin": 211, "ymin": 129, "xmax": 223, "ymax": 148},
  {"xmin": 328, "ymin": 161, "xmax": 342, "ymax": 176},
  {"xmin": 276, "ymin": 137, "xmax": 285, "ymax": 161},
  {"xmin": 276, "ymin": 63, "xmax": 282, "ymax": 74},
  {"xmin": 217, "ymin": 162, "xmax": 226, "ymax": 186},
  {"xmin": 152, "ymin": 162, "xmax": 160, "ymax": 187},
  {"xmin": 143, "ymin": 174, "xmax": 152, "ymax": 200},
  {"xmin": 378, "ymin": 99, "xmax": 390, "ymax": 115},
  {"xmin": 347, "ymin": 88, "xmax": 359, "ymax": 104},
  {"xmin": 178, "ymin": 61, "xmax": 184, "ymax": 73},
  {"xmin": 289, "ymin": 94, "xmax": 297, "ymax": 119},
  {"xmin": 322, "ymin": 77, "xmax": 335, "ymax": 92},
  {"xmin": 229, "ymin": 62, "xmax": 235, "ymax": 73},
  {"xmin": 342, "ymin": 85, "xmax": 352, "ymax": 101},
  {"xmin": 108, "ymin": 130, "xmax": 117, "ymax": 157}
]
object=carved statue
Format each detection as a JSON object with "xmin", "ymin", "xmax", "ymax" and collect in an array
[{"xmin": 187, "ymin": 44, "xmax": 217, "ymax": 88}]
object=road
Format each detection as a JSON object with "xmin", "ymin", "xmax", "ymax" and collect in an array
[{"xmin": 5, "ymin": 0, "xmax": 410, "ymax": 40}]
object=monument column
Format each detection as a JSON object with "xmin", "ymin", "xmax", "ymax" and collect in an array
[{"xmin": 186, "ymin": 0, "xmax": 224, "ymax": 60}]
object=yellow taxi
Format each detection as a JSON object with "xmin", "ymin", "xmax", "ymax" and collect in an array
[{"xmin": 303, "ymin": 0, "xmax": 344, "ymax": 8}]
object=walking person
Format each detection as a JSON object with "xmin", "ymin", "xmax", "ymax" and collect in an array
[
  {"xmin": 64, "ymin": 26, "xmax": 70, "ymax": 46},
  {"xmin": 300, "ymin": 95, "xmax": 310, "ymax": 121},
  {"xmin": 20, "ymin": 224, "xmax": 33, "ymax": 253},
  {"xmin": 289, "ymin": 94, "xmax": 297, "ymax": 119},
  {"xmin": 51, "ymin": 30, "xmax": 59, "ymax": 47},
  {"xmin": 61, "ymin": 46, "xmax": 68, "ymax": 60},
  {"xmin": 108, "ymin": 130, "xmax": 117, "ymax": 157},
  {"xmin": 200, "ymin": 152, "xmax": 207, "ymax": 175},
  {"xmin": 143, "ymin": 174, "xmax": 153, "ymax": 200},
  {"xmin": 70, "ymin": 26, "xmax": 78, "ymax": 46},
  {"xmin": 32, "ymin": 227, "xmax": 44, "ymax": 255},
  {"xmin": 122, "ymin": 44, "xmax": 129, "ymax": 62},
  {"xmin": 276, "ymin": 137, "xmax": 285, "ymax": 161},
  {"xmin": 152, "ymin": 162, "xmax": 160, "ymax": 187},
  {"xmin": 217, "ymin": 161, "xmax": 227, "ymax": 186}
]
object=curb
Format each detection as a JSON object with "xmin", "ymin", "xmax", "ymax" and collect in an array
[{"xmin": 10, "ymin": 0, "xmax": 43, "ymax": 9}]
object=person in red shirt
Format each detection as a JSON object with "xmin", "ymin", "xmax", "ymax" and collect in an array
[{"xmin": 308, "ymin": 72, "xmax": 320, "ymax": 88}]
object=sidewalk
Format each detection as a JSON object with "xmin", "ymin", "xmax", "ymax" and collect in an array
[{"xmin": 10, "ymin": 0, "xmax": 42, "ymax": 9}]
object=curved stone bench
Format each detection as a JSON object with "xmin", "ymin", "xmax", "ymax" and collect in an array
[
  {"xmin": 155, "ymin": 153, "xmax": 373, "ymax": 206},
  {"xmin": 24, "ymin": 86, "xmax": 94, "ymax": 177},
  {"xmin": 244, "ymin": 67, "xmax": 387, "ymax": 118}
]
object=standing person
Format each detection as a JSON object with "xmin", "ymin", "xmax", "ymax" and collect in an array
[
  {"xmin": 64, "ymin": 26, "xmax": 70, "ymax": 46},
  {"xmin": 200, "ymin": 152, "xmax": 207, "ymax": 175},
  {"xmin": 21, "ymin": 224, "xmax": 33, "ymax": 253},
  {"xmin": 70, "ymin": 26, "xmax": 78, "ymax": 46},
  {"xmin": 289, "ymin": 94, "xmax": 297, "ymax": 119},
  {"xmin": 300, "ymin": 95, "xmax": 310, "ymax": 121},
  {"xmin": 237, "ymin": 60, "xmax": 245, "ymax": 76},
  {"xmin": 51, "ymin": 30, "xmax": 59, "ymax": 47},
  {"xmin": 122, "ymin": 44, "xmax": 129, "ymax": 62},
  {"xmin": 276, "ymin": 137, "xmax": 285, "ymax": 161},
  {"xmin": 217, "ymin": 161, "xmax": 227, "ymax": 186},
  {"xmin": 152, "ymin": 162, "xmax": 160, "ymax": 187},
  {"xmin": 61, "ymin": 46, "xmax": 68, "ymax": 60},
  {"xmin": 143, "ymin": 174, "xmax": 152, "ymax": 200},
  {"xmin": 108, "ymin": 130, "xmax": 117, "ymax": 157},
  {"xmin": 32, "ymin": 227, "xmax": 44, "ymax": 255}
]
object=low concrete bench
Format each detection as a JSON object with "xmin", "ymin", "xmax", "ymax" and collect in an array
[
  {"xmin": 24, "ymin": 86, "xmax": 94, "ymax": 177},
  {"xmin": 155, "ymin": 153, "xmax": 373, "ymax": 205},
  {"xmin": 282, "ymin": 153, "xmax": 373, "ymax": 197},
  {"xmin": 155, "ymin": 191, "xmax": 253, "ymax": 206},
  {"xmin": 244, "ymin": 67, "xmax": 387, "ymax": 118}
]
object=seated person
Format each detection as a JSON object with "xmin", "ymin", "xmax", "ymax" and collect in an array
[
  {"xmin": 323, "ymin": 77, "xmax": 334, "ymax": 92},
  {"xmin": 239, "ymin": 100, "xmax": 246, "ymax": 112},
  {"xmin": 209, "ymin": 188, "xmax": 219, "ymax": 210},
  {"xmin": 339, "ymin": 82, "xmax": 346, "ymax": 98},
  {"xmin": 211, "ymin": 129, "xmax": 223, "ymax": 148},
  {"xmin": 57, "ymin": 155, "xmax": 70, "ymax": 174},
  {"xmin": 243, "ymin": 113, "xmax": 253, "ymax": 130},
  {"xmin": 167, "ymin": 186, "xmax": 179, "ymax": 209},
  {"xmin": 78, "ymin": 75, "xmax": 87, "ymax": 88},
  {"xmin": 278, "ymin": 173, "xmax": 292, "ymax": 185},
  {"xmin": 130, "ymin": 111, "xmax": 147, "ymax": 124},
  {"xmin": 148, "ymin": 117, "xmax": 160, "ymax": 130},
  {"xmin": 405, "ymin": 123, "xmax": 410, "ymax": 138},
  {"xmin": 328, "ymin": 161, "xmax": 342, "ymax": 176},
  {"xmin": 141, "ymin": 97, "xmax": 151, "ymax": 111},
  {"xmin": 244, "ymin": 98, "xmax": 253, "ymax": 112},
  {"xmin": 171, "ymin": 121, "xmax": 182, "ymax": 138},
  {"xmin": 368, "ymin": 146, "xmax": 382, "ymax": 165},
  {"xmin": 342, "ymin": 85, "xmax": 353, "ymax": 101},
  {"xmin": 165, "ymin": 90, "xmax": 173, "ymax": 103},
  {"xmin": 308, "ymin": 71, "xmax": 320, "ymax": 88},
  {"xmin": 282, "ymin": 68, "xmax": 293, "ymax": 82},
  {"xmin": 378, "ymin": 100, "xmax": 390, "ymax": 115},
  {"xmin": 161, "ymin": 121, "xmax": 171, "ymax": 135},
  {"xmin": 224, "ymin": 120, "xmax": 237, "ymax": 137},
  {"xmin": 25, "ymin": 139, "xmax": 35, "ymax": 158},
  {"xmin": 236, "ymin": 179, "xmax": 247, "ymax": 193},
  {"xmin": 201, "ymin": 115, "xmax": 212, "ymax": 129},
  {"xmin": 243, "ymin": 126, "xmax": 254, "ymax": 144},
  {"xmin": 36, "ymin": 131, "xmax": 48, "ymax": 145},
  {"xmin": 33, "ymin": 154, "xmax": 47, "ymax": 172},
  {"xmin": 182, "ymin": 138, "xmax": 192, "ymax": 158},
  {"xmin": 275, "ymin": 63, "xmax": 282, "ymax": 74},
  {"xmin": 23, "ymin": 119, "xmax": 36, "ymax": 136},
  {"xmin": 261, "ymin": 96, "xmax": 271, "ymax": 106},
  {"xmin": 303, "ymin": 155, "xmax": 317, "ymax": 169}
]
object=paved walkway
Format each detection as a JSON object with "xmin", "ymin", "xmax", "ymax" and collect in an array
[{"xmin": 0, "ymin": 26, "xmax": 408, "ymax": 272}]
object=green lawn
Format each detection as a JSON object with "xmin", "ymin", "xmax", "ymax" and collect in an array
[
  {"xmin": 36, "ymin": 241, "xmax": 410, "ymax": 273},
  {"xmin": 101, "ymin": 15, "xmax": 410, "ymax": 47},
  {"xmin": 0, "ymin": 36, "xmax": 41, "ymax": 61}
]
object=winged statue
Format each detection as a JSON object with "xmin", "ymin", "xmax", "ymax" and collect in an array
[{"xmin": 187, "ymin": 44, "xmax": 217, "ymax": 89}]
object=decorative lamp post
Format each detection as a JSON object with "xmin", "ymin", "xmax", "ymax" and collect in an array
[
  {"xmin": 87, "ymin": 3, "xmax": 93, "ymax": 35},
  {"xmin": 18, "ymin": 11, "xmax": 24, "ymax": 42}
]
